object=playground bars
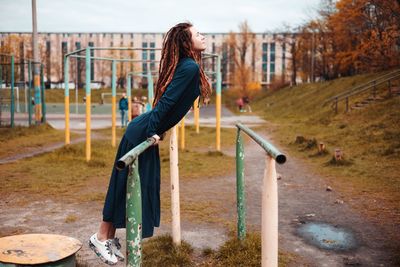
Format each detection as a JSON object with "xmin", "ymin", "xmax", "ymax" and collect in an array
[{"xmin": 235, "ymin": 123, "xmax": 286, "ymax": 267}]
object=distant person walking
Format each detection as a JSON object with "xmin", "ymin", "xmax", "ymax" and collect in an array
[
  {"xmin": 118, "ymin": 93, "xmax": 128, "ymax": 128},
  {"xmin": 242, "ymin": 95, "xmax": 252, "ymax": 113},
  {"xmin": 236, "ymin": 97, "xmax": 244, "ymax": 112}
]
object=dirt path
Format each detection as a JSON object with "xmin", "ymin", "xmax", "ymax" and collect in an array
[{"xmin": 0, "ymin": 122, "xmax": 397, "ymax": 266}]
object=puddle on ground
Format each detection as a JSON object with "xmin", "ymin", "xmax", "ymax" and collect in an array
[{"xmin": 297, "ymin": 222, "xmax": 357, "ymax": 251}]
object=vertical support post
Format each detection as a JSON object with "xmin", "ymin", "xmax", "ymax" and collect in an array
[
  {"xmin": 147, "ymin": 72, "xmax": 154, "ymax": 111},
  {"xmin": 75, "ymin": 58, "xmax": 79, "ymax": 114},
  {"xmin": 64, "ymin": 56, "xmax": 70, "ymax": 144},
  {"xmin": 236, "ymin": 129, "xmax": 246, "ymax": 240},
  {"xmin": 127, "ymin": 74, "xmax": 132, "ymax": 122},
  {"xmin": 32, "ymin": 0, "xmax": 42, "ymax": 125},
  {"xmin": 262, "ymin": 155, "xmax": 278, "ymax": 267},
  {"xmin": 111, "ymin": 60, "xmax": 116, "ymax": 147},
  {"xmin": 126, "ymin": 159, "xmax": 142, "ymax": 267},
  {"xmin": 85, "ymin": 47, "xmax": 91, "ymax": 162},
  {"xmin": 345, "ymin": 97, "xmax": 349, "ymax": 113},
  {"xmin": 180, "ymin": 118, "xmax": 185, "ymax": 151},
  {"xmin": 40, "ymin": 64, "xmax": 46, "ymax": 123},
  {"xmin": 28, "ymin": 60, "xmax": 32, "ymax": 126},
  {"xmin": 170, "ymin": 126, "xmax": 181, "ymax": 245},
  {"xmin": 194, "ymin": 97, "xmax": 200, "ymax": 133},
  {"xmin": 216, "ymin": 56, "xmax": 222, "ymax": 151},
  {"xmin": 10, "ymin": 55, "xmax": 15, "ymax": 128}
]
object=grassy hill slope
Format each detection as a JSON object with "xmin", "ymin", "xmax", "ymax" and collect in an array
[{"xmin": 252, "ymin": 72, "xmax": 400, "ymax": 246}]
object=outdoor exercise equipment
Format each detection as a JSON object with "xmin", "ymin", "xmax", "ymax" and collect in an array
[
  {"xmin": 0, "ymin": 53, "xmax": 46, "ymax": 127},
  {"xmin": 235, "ymin": 123, "xmax": 286, "ymax": 267},
  {"xmin": 64, "ymin": 47, "xmax": 160, "ymax": 161}
]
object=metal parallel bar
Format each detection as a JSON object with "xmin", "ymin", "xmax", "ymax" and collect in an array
[
  {"xmin": 127, "ymin": 75, "xmax": 132, "ymax": 121},
  {"xmin": 116, "ymin": 138, "xmax": 156, "ymax": 170},
  {"xmin": 324, "ymin": 69, "xmax": 400, "ymax": 102},
  {"xmin": 91, "ymin": 47, "xmax": 161, "ymax": 51},
  {"xmin": 10, "ymin": 55, "xmax": 14, "ymax": 128},
  {"xmin": 65, "ymin": 48, "xmax": 87, "ymax": 57},
  {"xmin": 236, "ymin": 123, "xmax": 286, "ymax": 164},
  {"xmin": 216, "ymin": 55, "xmax": 222, "ymax": 151},
  {"xmin": 236, "ymin": 129, "xmax": 246, "ymax": 240},
  {"xmin": 324, "ymin": 71, "xmax": 400, "ymax": 105},
  {"xmin": 28, "ymin": 61, "xmax": 32, "ymax": 126},
  {"xmin": 69, "ymin": 54, "xmax": 160, "ymax": 63},
  {"xmin": 40, "ymin": 64, "xmax": 46, "ymax": 122},
  {"xmin": 126, "ymin": 158, "xmax": 143, "ymax": 267},
  {"xmin": 85, "ymin": 47, "xmax": 91, "ymax": 162},
  {"xmin": 64, "ymin": 56, "xmax": 70, "ymax": 144},
  {"xmin": 342, "ymin": 73, "xmax": 400, "ymax": 99}
]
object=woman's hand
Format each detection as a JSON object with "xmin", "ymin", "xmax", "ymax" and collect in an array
[{"xmin": 151, "ymin": 134, "xmax": 160, "ymax": 145}]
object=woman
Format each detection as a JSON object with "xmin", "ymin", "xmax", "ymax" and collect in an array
[{"xmin": 89, "ymin": 22, "xmax": 211, "ymax": 265}]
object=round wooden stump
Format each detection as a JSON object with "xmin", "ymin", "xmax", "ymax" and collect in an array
[{"xmin": 0, "ymin": 234, "xmax": 82, "ymax": 266}]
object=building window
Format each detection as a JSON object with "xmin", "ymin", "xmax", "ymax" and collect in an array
[
  {"xmin": 150, "ymin": 42, "xmax": 155, "ymax": 71},
  {"xmin": 261, "ymin": 42, "xmax": 268, "ymax": 82},
  {"xmin": 142, "ymin": 42, "xmax": 148, "ymax": 72},
  {"xmin": 270, "ymin": 42, "xmax": 275, "ymax": 82}
]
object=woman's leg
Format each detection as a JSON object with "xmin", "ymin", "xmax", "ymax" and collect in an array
[
  {"xmin": 107, "ymin": 225, "xmax": 116, "ymax": 239},
  {"xmin": 97, "ymin": 221, "xmax": 115, "ymax": 241}
]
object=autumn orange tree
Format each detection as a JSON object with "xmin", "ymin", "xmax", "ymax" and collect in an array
[
  {"xmin": 296, "ymin": 0, "xmax": 400, "ymax": 80},
  {"xmin": 226, "ymin": 20, "xmax": 258, "ymax": 97}
]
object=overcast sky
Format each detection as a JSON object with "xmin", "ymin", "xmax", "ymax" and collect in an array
[{"xmin": 0, "ymin": 0, "xmax": 321, "ymax": 33}]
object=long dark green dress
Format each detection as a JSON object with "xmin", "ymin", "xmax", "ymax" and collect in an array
[{"xmin": 103, "ymin": 57, "xmax": 201, "ymax": 238}]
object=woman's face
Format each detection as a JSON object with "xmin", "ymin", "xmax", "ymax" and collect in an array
[{"xmin": 190, "ymin": 26, "xmax": 206, "ymax": 51}]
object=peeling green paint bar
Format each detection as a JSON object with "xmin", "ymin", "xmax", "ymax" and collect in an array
[
  {"xmin": 117, "ymin": 138, "xmax": 155, "ymax": 267},
  {"xmin": 236, "ymin": 123, "xmax": 286, "ymax": 164},
  {"xmin": 126, "ymin": 158, "xmax": 143, "ymax": 267},
  {"xmin": 116, "ymin": 138, "xmax": 155, "ymax": 170}
]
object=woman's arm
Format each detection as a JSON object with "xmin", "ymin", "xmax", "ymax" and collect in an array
[{"xmin": 146, "ymin": 61, "xmax": 199, "ymax": 137}]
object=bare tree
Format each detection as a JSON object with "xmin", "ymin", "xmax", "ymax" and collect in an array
[{"xmin": 226, "ymin": 20, "xmax": 256, "ymax": 96}]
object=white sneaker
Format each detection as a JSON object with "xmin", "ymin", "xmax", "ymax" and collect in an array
[
  {"xmin": 111, "ymin": 237, "xmax": 125, "ymax": 261},
  {"xmin": 89, "ymin": 233, "xmax": 118, "ymax": 265}
]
